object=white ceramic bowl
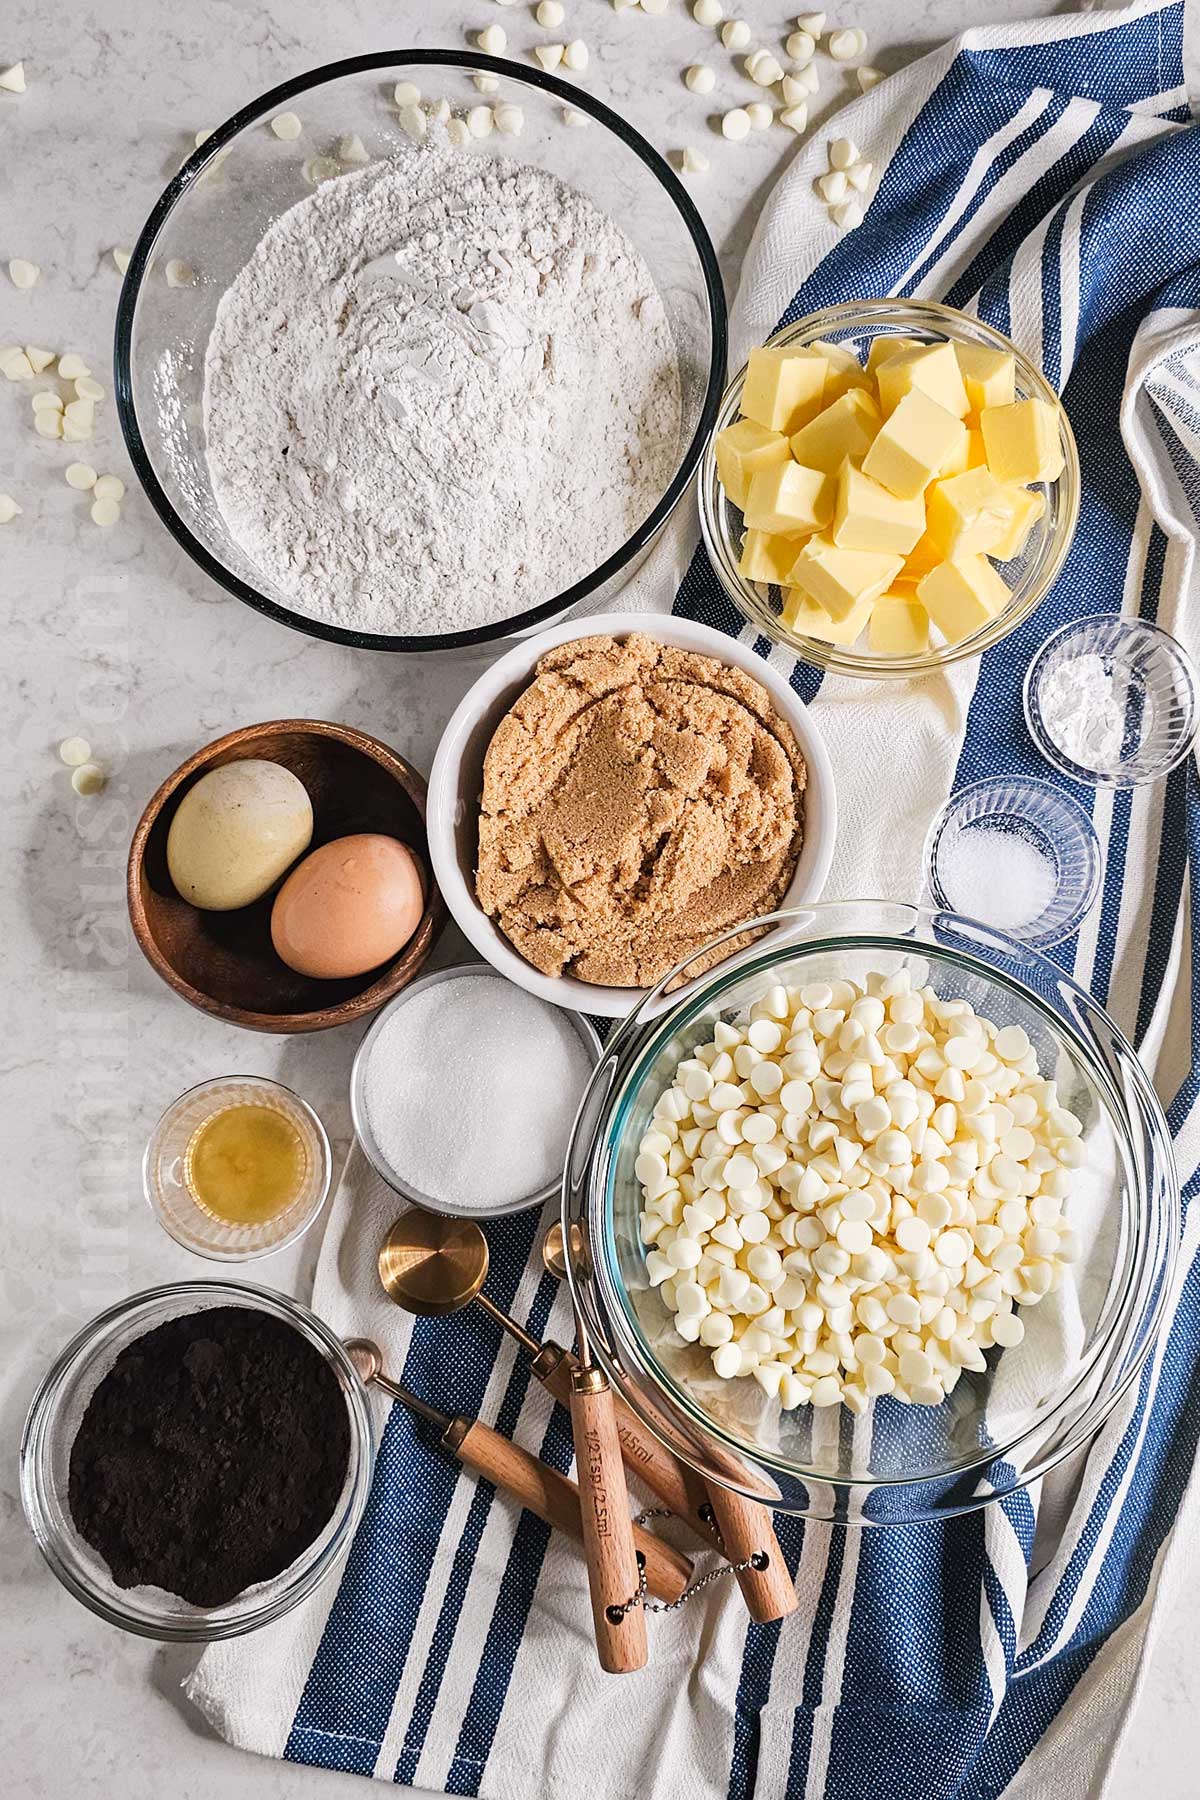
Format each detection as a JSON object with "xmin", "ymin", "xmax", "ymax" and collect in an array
[{"xmin": 426, "ymin": 612, "xmax": 837, "ymax": 1017}]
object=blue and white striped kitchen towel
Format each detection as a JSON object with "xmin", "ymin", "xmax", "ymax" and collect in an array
[{"xmin": 189, "ymin": 4, "xmax": 1200, "ymax": 1794}]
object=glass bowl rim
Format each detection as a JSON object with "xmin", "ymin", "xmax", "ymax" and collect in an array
[
  {"xmin": 1022, "ymin": 612, "xmax": 1200, "ymax": 788},
  {"xmin": 142, "ymin": 1074, "xmax": 334, "ymax": 1262},
  {"xmin": 697, "ymin": 298, "xmax": 1081, "ymax": 681},
  {"xmin": 565, "ymin": 899, "xmax": 1178, "ymax": 1512},
  {"xmin": 113, "ymin": 48, "xmax": 730, "ymax": 655},
  {"xmin": 20, "ymin": 1279, "xmax": 376, "ymax": 1639}
]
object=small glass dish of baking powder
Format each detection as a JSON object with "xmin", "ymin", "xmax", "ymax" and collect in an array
[{"xmin": 1024, "ymin": 614, "xmax": 1199, "ymax": 787}]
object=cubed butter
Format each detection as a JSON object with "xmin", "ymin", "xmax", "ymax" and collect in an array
[
  {"xmin": 875, "ymin": 341, "xmax": 969, "ymax": 420},
  {"xmin": 917, "ymin": 554, "xmax": 1010, "ymax": 643},
  {"xmin": 980, "ymin": 398, "xmax": 1064, "ymax": 483},
  {"xmin": 869, "ymin": 594, "xmax": 931, "ymax": 656},
  {"xmin": 989, "ymin": 484, "xmax": 1046, "ymax": 561},
  {"xmin": 788, "ymin": 388, "xmax": 880, "ymax": 474},
  {"xmin": 866, "ymin": 334, "xmax": 920, "ymax": 375},
  {"xmin": 954, "ymin": 342, "xmax": 1016, "ymax": 417},
  {"xmin": 940, "ymin": 425, "xmax": 987, "ymax": 477},
  {"xmin": 831, "ymin": 461, "xmax": 927, "ymax": 554},
  {"xmin": 741, "ymin": 345, "xmax": 828, "ymax": 434},
  {"xmin": 925, "ymin": 466, "xmax": 1016, "ymax": 557},
  {"xmin": 811, "ymin": 339, "xmax": 871, "ymax": 400},
  {"xmin": 862, "ymin": 389, "xmax": 968, "ymax": 500},
  {"xmin": 781, "ymin": 587, "xmax": 876, "ymax": 645},
  {"xmin": 743, "ymin": 460, "xmax": 834, "ymax": 535},
  {"xmin": 894, "ymin": 529, "xmax": 941, "ymax": 588},
  {"xmin": 786, "ymin": 536, "xmax": 904, "ymax": 620},
  {"xmin": 715, "ymin": 419, "xmax": 791, "ymax": 509},
  {"xmin": 738, "ymin": 528, "xmax": 804, "ymax": 585}
]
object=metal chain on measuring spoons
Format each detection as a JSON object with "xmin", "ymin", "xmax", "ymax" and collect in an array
[{"xmin": 606, "ymin": 1508, "xmax": 772, "ymax": 1621}]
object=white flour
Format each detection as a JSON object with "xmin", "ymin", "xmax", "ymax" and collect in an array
[
  {"xmin": 203, "ymin": 149, "xmax": 682, "ymax": 636},
  {"xmin": 1038, "ymin": 651, "xmax": 1126, "ymax": 769}
]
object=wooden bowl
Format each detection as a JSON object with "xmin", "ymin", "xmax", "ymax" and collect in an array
[{"xmin": 128, "ymin": 721, "xmax": 445, "ymax": 1033}]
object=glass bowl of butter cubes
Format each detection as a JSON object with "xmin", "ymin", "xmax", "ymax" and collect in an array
[
  {"xmin": 699, "ymin": 300, "xmax": 1080, "ymax": 679},
  {"xmin": 562, "ymin": 901, "xmax": 1176, "ymax": 1522}
]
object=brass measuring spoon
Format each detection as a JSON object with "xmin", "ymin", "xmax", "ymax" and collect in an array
[{"xmin": 344, "ymin": 1338, "xmax": 690, "ymax": 1606}]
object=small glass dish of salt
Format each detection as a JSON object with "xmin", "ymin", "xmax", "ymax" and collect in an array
[
  {"xmin": 924, "ymin": 776, "xmax": 1102, "ymax": 950},
  {"xmin": 1024, "ymin": 614, "xmax": 1198, "ymax": 787}
]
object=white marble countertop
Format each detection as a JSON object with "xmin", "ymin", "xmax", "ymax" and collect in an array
[{"xmin": 2, "ymin": 1, "xmax": 1197, "ymax": 1794}]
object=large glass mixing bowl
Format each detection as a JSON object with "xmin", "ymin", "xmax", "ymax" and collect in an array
[
  {"xmin": 114, "ymin": 52, "xmax": 727, "ymax": 653},
  {"xmin": 563, "ymin": 902, "xmax": 1177, "ymax": 1524}
]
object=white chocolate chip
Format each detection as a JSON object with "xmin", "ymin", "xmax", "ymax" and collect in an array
[
  {"xmin": 428, "ymin": 98, "xmax": 452, "ymax": 124},
  {"xmin": 112, "ymin": 247, "xmax": 131, "ymax": 274},
  {"xmin": 563, "ymin": 39, "xmax": 589, "ymax": 70},
  {"xmin": 473, "ymin": 72, "xmax": 500, "ymax": 93},
  {"xmin": 467, "ymin": 104, "xmax": 495, "ymax": 137},
  {"xmin": 0, "ymin": 492, "xmax": 21, "ymax": 522},
  {"xmin": 31, "ymin": 390, "xmax": 62, "ymax": 413},
  {"xmin": 34, "ymin": 409, "xmax": 63, "ymax": 439},
  {"xmin": 857, "ymin": 64, "xmax": 883, "ymax": 91},
  {"xmin": 611, "ymin": 0, "xmax": 639, "ymax": 9},
  {"xmin": 534, "ymin": 43, "xmax": 564, "ymax": 70},
  {"xmin": 338, "ymin": 132, "xmax": 370, "ymax": 164},
  {"xmin": 780, "ymin": 74, "xmax": 811, "ymax": 106},
  {"xmin": 92, "ymin": 474, "xmax": 126, "ymax": 502},
  {"xmin": 746, "ymin": 48, "xmax": 784, "ymax": 86},
  {"xmin": 536, "ymin": 0, "xmax": 565, "ymax": 23},
  {"xmin": 59, "ymin": 736, "xmax": 93, "ymax": 767},
  {"xmin": 270, "ymin": 111, "xmax": 303, "ymax": 140},
  {"xmin": 796, "ymin": 11, "xmax": 825, "ymax": 35},
  {"xmin": 560, "ymin": 106, "xmax": 588, "ymax": 127},
  {"xmin": 305, "ymin": 154, "xmax": 342, "ymax": 183},
  {"xmin": 3, "ymin": 351, "xmax": 33, "ymax": 381},
  {"xmin": 57, "ymin": 352, "xmax": 90, "ymax": 380},
  {"xmin": 61, "ymin": 417, "xmax": 93, "ymax": 443},
  {"xmin": 779, "ymin": 103, "xmax": 808, "ymax": 132},
  {"xmin": 693, "ymin": 0, "xmax": 723, "ymax": 22},
  {"xmin": 397, "ymin": 104, "xmax": 427, "ymax": 142},
  {"xmin": 25, "ymin": 345, "xmax": 53, "ymax": 373},
  {"xmin": 818, "ymin": 168, "xmax": 847, "ymax": 202},
  {"xmin": 828, "ymin": 25, "xmax": 867, "ymax": 60},
  {"xmin": 493, "ymin": 102, "xmax": 525, "ymax": 136},
  {"xmin": 786, "ymin": 29, "xmax": 815, "ymax": 62},
  {"xmin": 642, "ymin": 0, "xmax": 670, "ymax": 13},
  {"xmin": 477, "ymin": 23, "xmax": 507, "ymax": 53},
  {"xmin": 0, "ymin": 62, "xmax": 26, "ymax": 94},
  {"xmin": 720, "ymin": 19, "xmax": 750, "ymax": 50},
  {"xmin": 746, "ymin": 101, "xmax": 773, "ymax": 130},
  {"xmin": 685, "ymin": 63, "xmax": 715, "ymax": 94},
  {"xmin": 72, "ymin": 762, "xmax": 107, "ymax": 795},
  {"xmin": 831, "ymin": 199, "xmax": 864, "ymax": 230},
  {"xmin": 8, "ymin": 258, "xmax": 39, "ymax": 290},
  {"xmin": 90, "ymin": 497, "xmax": 120, "ymax": 528},
  {"xmin": 829, "ymin": 135, "xmax": 859, "ymax": 169},
  {"xmin": 846, "ymin": 158, "xmax": 873, "ymax": 192},
  {"xmin": 65, "ymin": 463, "xmax": 98, "ymax": 490},
  {"xmin": 681, "ymin": 146, "xmax": 710, "ymax": 173},
  {"xmin": 721, "ymin": 106, "xmax": 751, "ymax": 140},
  {"xmin": 393, "ymin": 82, "xmax": 421, "ymax": 107},
  {"xmin": 794, "ymin": 62, "xmax": 820, "ymax": 93},
  {"xmin": 194, "ymin": 127, "xmax": 214, "ymax": 148},
  {"xmin": 446, "ymin": 117, "xmax": 471, "ymax": 148},
  {"xmin": 165, "ymin": 258, "xmax": 197, "ymax": 287}
]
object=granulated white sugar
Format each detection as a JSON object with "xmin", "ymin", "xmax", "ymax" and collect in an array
[
  {"xmin": 938, "ymin": 825, "xmax": 1057, "ymax": 932},
  {"xmin": 360, "ymin": 972, "xmax": 594, "ymax": 1210}
]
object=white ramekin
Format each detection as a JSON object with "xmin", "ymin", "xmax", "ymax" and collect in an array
[{"xmin": 426, "ymin": 611, "xmax": 838, "ymax": 1017}]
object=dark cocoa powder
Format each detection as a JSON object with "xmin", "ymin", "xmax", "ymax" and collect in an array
[{"xmin": 68, "ymin": 1306, "xmax": 351, "ymax": 1607}]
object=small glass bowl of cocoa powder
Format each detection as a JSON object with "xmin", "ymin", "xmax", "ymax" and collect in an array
[{"xmin": 20, "ymin": 1282, "xmax": 375, "ymax": 1639}]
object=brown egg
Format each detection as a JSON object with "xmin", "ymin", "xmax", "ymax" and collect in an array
[{"xmin": 270, "ymin": 834, "xmax": 426, "ymax": 980}]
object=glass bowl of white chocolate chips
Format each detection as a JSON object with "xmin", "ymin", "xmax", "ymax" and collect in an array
[
  {"xmin": 698, "ymin": 300, "xmax": 1080, "ymax": 679},
  {"xmin": 562, "ymin": 901, "xmax": 1176, "ymax": 1523}
]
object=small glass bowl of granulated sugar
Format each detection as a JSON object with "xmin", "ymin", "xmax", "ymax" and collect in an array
[
  {"xmin": 350, "ymin": 964, "xmax": 601, "ymax": 1217},
  {"xmin": 1024, "ymin": 614, "xmax": 1198, "ymax": 787}
]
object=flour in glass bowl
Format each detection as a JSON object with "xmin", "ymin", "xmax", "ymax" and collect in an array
[{"xmin": 202, "ymin": 148, "xmax": 683, "ymax": 636}]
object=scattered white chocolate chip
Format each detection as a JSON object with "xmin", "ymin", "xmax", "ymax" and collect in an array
[
  {"xmin": 846, "ymin": 158, "xmax": 873, "ymax": 191},
  {"xmin": 34, "ymin": 410, "xmax": 63, "ymax": 439},
  {"xmin": 270, "ymin": 111, "xmax": 303, "ymax": 140},
  {"xmin": 721, "ymin": 106, "xmax": 751, "ymax": 140},
  {"xmin": 427, "ymin": 97, "xmax": 451, "ymax": 124},
  {"xmin": 536, "ymin": 0, "xmax": 565, "ymax": 22},
  {"xmin": 65, "ymin": 463, "xmax": 98, "ymax": 491},
  {"xmin": 57, "ymin": 352, "xmax": 90, "ymax": 380},
  {"xmin": 304, "ymin": 155, "xmax": 341, "ymax": 183},
  {"xmin": 474, "ymin": 72, "xmax": 500, "ymax": 93},
  {"xmin": 685, "ymin": 63, "xmax": 715, "ymax": 94},
  {"xmin": 0, "ymin": 62, "xmax": 26, "ymax": 94},
  {"xmin": 397, "ymin": 104, "xmax": 427, "ymax": 142},
  {"xmin": 393, "ymin": 82, "xmax": 420, "ymax": 107},
  {"xmin": 31, "ymin": 390, "xmax": 62, "ymax": 413},
  {"xmin": 780, "ymin": 73, "xmax": 811, "ymax": 106},
  {"xmin": 832, "ymin": 198, "xmax": 864, "ymax": 230},
  {"xmin": 856, "ymin": 64, "xmax": 883, "ymax": 91},
  {"xmin": 90, "ymin": 497, "xmax": 121, "ymax": 528},
  {"xmin": 338, "ymin": 132, "xmax": 369, "ymax": 164},
  {"xmin": 720, "ymin": 19, "xmax": 750, "ymax": 50},
  {"xmin": 561, "ymin": 106, "xmax": 588, "ymax": 127},
  {"xmin": 779, "ymin": 103, "xmax": 808, "ymax": 132},
  {"xmin": 112, "ymin": 247, "xmax": 131, "ymax": 275},
  {"xmin": 681, "ymin": 146, "xmax": 711, "ymax": 174},
  {"xmin": 534, "ymin": 43, "xmax": 564, "ymax": 71},
  {"xmin": 828, "ymin": 25, "xmax": 867, "ymax": 60},
  {"xmin": 64, "ymin": 397, "xmax": 94, "ymax": 425},
  {"xmin": 641, "ymin": 0, "xmax": 670, "ymax": 12},
  {"xmin": 693, "ymin": 0, "xmax": 723, "ymax": 22},
  {"xmin": 62, "ymin": 420, "xmax": 93, "ymax": 443},
  {"xmin": 563, "ymin": 39, "xmax": 589, "ymax": 70},
  {"xmin": 4, "ymin": 351, "xmax": 34, "ymax": 381},
  {"xmin": 446, "ymin": 117, "xmax": 471, "ymax": 148},
  {"xmin": 786, "ymin": 30, "xmax": 815, "ymax": 62},
  {"xmin": 794, "ymin": 62, "xmax": 820, "ymax": 93},
  {"xmin": 612, "ymin": 0, "xmax": 639, "ymax": 10},
  {"xmin": 467, "ymin": 104, "xmax": 495, "ymax": 137},
  {"xmin": 477, "ymin": 23, "xmax": 507, "ymax": 53},
  {"xmin": 818, "ymin": 168, "xmax": 848, "ymax": 202},
  {"xmin": 0, "ymin": 493, "xmax": 21, "ymax": 523},
  {"xmin": 72, "ymin": 762, "xmax": 108, "ymax": 795},
  {"xmin": 92, "ymin": 474, "xmax": 126, "ymax": 502},
  {"xmin": 796, "ymin": 11, "xmax": 825, "ymax": 35},
  {"xmin": 8, "ymin": 258, "xmax": 40, "ymax": 290},
  {"xmin": 59, "ymin": 736, "xmax": 92, "ymax": 766},
  {"xmin": 746, "ymin": 101, "xmax": 773, "ymax": 130},
  {"xmin": 165, "ymin": 258, "xmax": 197, "ymax": 287},
  {"xmin": 829, "ymin": 135, "xmax": 859, "ymax": 169},
  {"xmin": 746, "ymin": 48, "xmax": 784, "ymax": 86},
  {"xmin": 494, "ymin": 102, "xmax": 525, "ymax": 136},
  {"xmin": 25, "ymin": 346, "xmax": 53, "ymax": 374}
]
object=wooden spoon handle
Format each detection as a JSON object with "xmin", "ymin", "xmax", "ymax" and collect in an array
[
  {"xmin": 568, "ymin": 1379, "xmax": 648, "ymax": 1673},
  {"xmin": 453, "ymin": 1420, "xmax": 690, "ymax": 1604},
  {"xmin": 701, "ymin": 1483, "xmax": 797, "ymax": 1624}
]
